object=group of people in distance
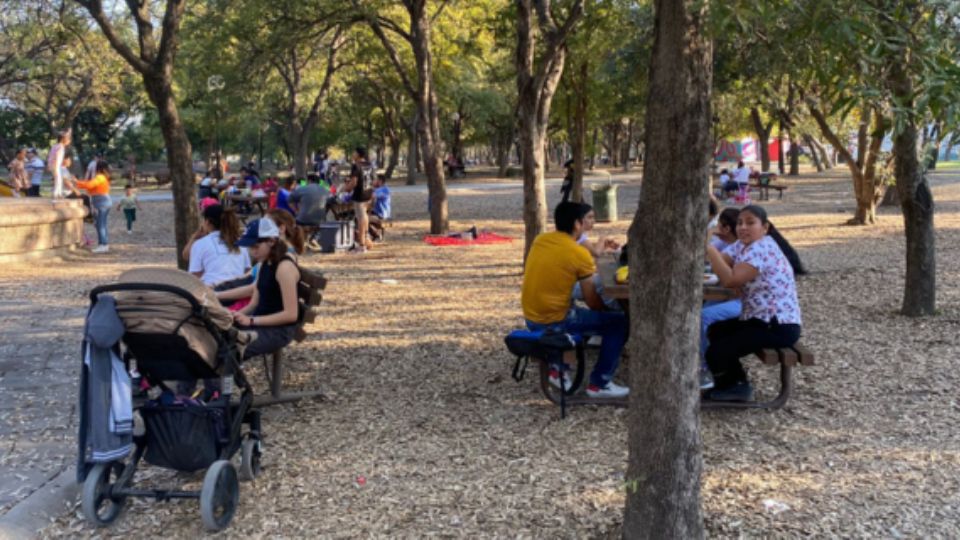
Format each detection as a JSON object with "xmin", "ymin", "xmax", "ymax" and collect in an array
[
  {"xmin": 5, "ymin": 128, "xmax": 139, "ymax": 254},
  {"xmin": 521, "ymin": 195, "xmax": 804, "ymax": 403}
]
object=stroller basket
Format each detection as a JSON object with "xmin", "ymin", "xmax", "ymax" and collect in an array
[{"xmin": 142, "ymin": 402, "xmax": 226, "ymax": 472}]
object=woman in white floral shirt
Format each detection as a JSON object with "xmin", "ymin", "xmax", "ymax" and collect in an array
[{"xmin": 704, "ymin": 205, "xmax": 802, "ymax": 401}]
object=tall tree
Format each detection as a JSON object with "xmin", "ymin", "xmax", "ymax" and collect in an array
[
  {"xmin": 622, "ymin": 0, "xmax": 711, "ymax": 535},
  {"xmin": 362, "ymin": 0, "xmax": 449, "ymax": 234},
  {"xmin": 515, "ymin": 0, "xmax": 583, "ymax": 257},
  {"xmin": 76, "ymin": 0, "xmax": 196, "ymax": 269}
]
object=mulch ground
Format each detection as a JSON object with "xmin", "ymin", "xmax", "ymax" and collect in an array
[{"xmin": 15, "ymin": 167, "xmax": 960, "ymax": 537}]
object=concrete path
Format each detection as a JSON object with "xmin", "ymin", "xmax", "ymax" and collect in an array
[{"xmin": 0, "ymin": 295, "xmax": 82, "ymax": 536}]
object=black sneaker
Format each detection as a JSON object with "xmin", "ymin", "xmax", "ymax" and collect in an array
[
  {"xmin": 468, "ymin": 226, "xmax": 478, "ymax": 240},
  {"xmin": 706, "ymin": 381, "xmax": 754, "ymax": 402}
]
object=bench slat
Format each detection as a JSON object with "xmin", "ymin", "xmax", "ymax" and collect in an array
[
  {"xmin": 756, "ymin": 349, "xmax": 781, "ymax": 365},
  {"xmin": 300, "ymin": 270, "xmax": 328, "ymax": 290},
  {"xmin": 780, "ymin": 347, "xmax": 798, "ymax": 367},
  {"xmin": 793, "ymin": 343, "xmax": 816, "ymax": 366},
  {"xmin": 302, "ymin": 307, "xmax": 318, "ymax": 324}
]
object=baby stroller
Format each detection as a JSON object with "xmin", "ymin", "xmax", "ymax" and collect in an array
[{"xmin": 77, "ymin": 268, "xmax": 261, "ymax": 531}]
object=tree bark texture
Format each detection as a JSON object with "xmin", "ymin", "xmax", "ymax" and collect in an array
[
  {"xmin": 803, "ymin": 134, "xmax": 823, "ymax": 172},
  {"xmin": 515, "ymin": 0, "xmax": 583, "ymax": 258},
  {"xmin": 571, "ymin": 62, "xmax": 588, "ymax": 202},
  {"xmin": 888, "ymin": 53, "xmax": 936, "ymax": 316},
  {"xmin": 406, "ymin": 114, "xmax": 418, "ymax": 184},
  {"xmin": 622, "ymin": 0, "xmax": 710, "ymax": 536},
  {"xmin": 77, "ymin": 0, "xmax": 197, "ymax": 269}
]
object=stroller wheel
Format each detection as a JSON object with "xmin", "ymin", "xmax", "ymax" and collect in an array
[
  {"xmin": 81, "ymin": 462, "xmax": 127, "ymax": 526},
  {"xmin": 200, "ymin": 460, "xmax": 239, "ymax": 531},
  {"xmin": 239, "ymin": 438, "xmax": 261, "ymax": 482}
]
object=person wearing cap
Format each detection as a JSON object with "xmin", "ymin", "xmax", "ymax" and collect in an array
[
  {"xmin": 7, "ymin": 148, "xmax": 28, "ymax": 196},
  {"xmin": 47, "ymin": 128, "xmax": 72, "ymax": 199},
  {"xmin": 184, "ymin": 204, "xmax": 250, "ymax": 285},
  {"xmin": 232, "ymin": 217, "xmax": 302, "ymax": 359},
  {"xmin": 24, "ymin": 149, "xmax": 44, "ymax": 197}
]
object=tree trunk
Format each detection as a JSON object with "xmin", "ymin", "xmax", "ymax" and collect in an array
[
  {"xmin": 144, "ymin": 78, "xmax": 197, "ymax": 270},
  {"xmin": 889, "ymin": 53, "xmax": 935, "ymax": 316},
  {"xmin": 623, "ymin": 118, "xmax": 634, "ymax": 172},
  {"xmin": 777, "ymin": 121, "xmax": 785, "ymax": 175},
  {"xmin": 514, "ymin": 0, "xmax": 582, "ymax": 258},
  {"xmin": 406, "ymin": 114, "xmax": 418, "ymax": 185},
  {"xmin": 750, "ymin": 107, "xmax": 772, "ymax": 172},
  {"xmin": 788, "ymin": 130, "xmax": 800, "ymax": 175},
  {"xmin": 803, "ymin": 134, "xmax": 823, "ymax": 172},
  {"xmin": 590, "ymin": 127, "xmax": 599, "ymax": 169},
  {"xmin": 571, "ymin": 62, "xmax": 588, "ymax": 202},
  {"xmin": 622, "ymin": 0, "xmax": 710, "ymax": 535},
  {"xmin": 385, "ymin": 135, "xmax": 401, "ymax": 179}
]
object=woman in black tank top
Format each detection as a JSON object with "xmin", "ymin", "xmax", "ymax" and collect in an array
[{"xmin": 233, "ymin": 218, "xmax": 301, "ymax": 359}]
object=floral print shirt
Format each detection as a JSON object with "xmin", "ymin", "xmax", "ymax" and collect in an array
[{"xmin": 728, "ymin": 235, "xmax": 802, "ymax": 325}]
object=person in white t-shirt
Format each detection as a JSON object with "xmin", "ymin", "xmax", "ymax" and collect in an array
[
  {"xmin": 47, "ymin": 129, "xmax": 71, "ymax": 199},
  {"xmin": 184, "ymin": 204, "xmax": 251, "ymax": 287},
  {"xmin": 733, "ymin": 161, "xmax": 751, "ymax": 185}
]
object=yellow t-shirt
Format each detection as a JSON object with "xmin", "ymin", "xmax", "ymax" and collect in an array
[{"xmin": 521, "ymin": 231, "xmax": 597, "ymax": 324}]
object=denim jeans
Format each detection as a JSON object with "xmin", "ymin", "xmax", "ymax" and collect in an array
[
  {"xmin": 700, "ymin": 300, "xmax": 742, "ymax": 363},
  {"xmin": 91, "ymin": 195, "xmax": 112, "ymax": 246},
  {"xmin": 527, "ymin": 307, "xmax": 627, "ymax": 388}
]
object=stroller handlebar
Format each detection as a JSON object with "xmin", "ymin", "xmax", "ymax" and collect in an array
[{"xmin": 89, "ymin": 282, "xmax": 208, "ymax": 318}]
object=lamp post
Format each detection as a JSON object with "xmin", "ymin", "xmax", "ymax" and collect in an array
[{"xmin": 207, "ymin": 75, "xmax": 225, "ymax": 178}]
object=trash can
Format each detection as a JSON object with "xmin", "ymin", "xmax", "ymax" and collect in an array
[
  {"xmin": 591, "ymin": 184, "xmax": 618, "ymax": 222},
  {"xmin": 317, "ymin": 221, "xmax": 355, "ymax": 253}
]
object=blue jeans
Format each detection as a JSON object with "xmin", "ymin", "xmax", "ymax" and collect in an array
[
  {"xmin": 700, "ymin": 300, "xmax": 741, "ymax": 363},
  {"xmin": 91, "ymin": 195, "xmax": 112, "ymax": 246},
  {"xmin": 527, "ymin": 307, "xmax": 627, "ymax": 388}
]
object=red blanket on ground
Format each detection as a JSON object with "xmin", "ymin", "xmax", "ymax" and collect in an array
[{"xmin": 423, "ymin": 232, "xmax": 513, "ymax": 246}]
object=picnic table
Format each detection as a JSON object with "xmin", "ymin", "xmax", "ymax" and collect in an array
[
  {"xmin": 224, "ymin": 193, "xmax": 269, "ymax": 222},
  {"xmin": 599, "ymin": 260, "xmax": 738, "ymax": 303}
]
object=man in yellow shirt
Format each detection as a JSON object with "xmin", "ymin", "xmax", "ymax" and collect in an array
[{"xmin": 521, "ymin": 202, "xmax": 628, "ymax": 399}]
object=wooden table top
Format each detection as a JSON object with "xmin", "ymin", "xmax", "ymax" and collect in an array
[{"xmin": 598, "ymin": 260, "xmax": 737, "ymax": 302}]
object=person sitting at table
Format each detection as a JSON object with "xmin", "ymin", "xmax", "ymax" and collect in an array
[
  {"xmin": 183, "ymin": 204, "xmax": 251, "ymax": 287},
  {"xmin": 290, "ymin": 174, "xmax": 330, "ymax": 227},
  {"xmin": 577, "ymin": 203, "xmax": 621, "ymax": 258},
  {"xmin": 704, "ymin": 204, "xmax": 802, "ymax": 402},
  {"xmin": 275, "ymin": 177, "xmax": 296, "ymax": 216},
  {"xmin": 231, "ymin": 217, "xmax": 302, "ymax": 359},
  {"xmin": 699, "ymin": 207, "xmax": 742, "ymax": 390},
  {"xmin": 521, "ymin": 201, "xmax": 629, "ymax": 398}
]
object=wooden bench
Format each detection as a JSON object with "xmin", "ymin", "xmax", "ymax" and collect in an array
[
  {"xmin": 750, "ymin": 175, "xmax": 788, "ymax": 200},
  {"xmin": 701, "ymin": 343, "xmax": 816, "ymax": 410},
  {"xmin": 253, "ymin": 267, "xmax": 327, "ymax": 406}
]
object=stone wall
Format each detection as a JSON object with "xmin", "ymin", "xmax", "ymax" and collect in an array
[{"xmin": 0, "ymin": 199, "xmax": 85, "ymax": 260}]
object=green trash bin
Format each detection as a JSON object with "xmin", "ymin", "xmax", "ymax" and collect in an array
[{"xmin": 591, "ymin": 184, "xmax": 618, "ymax": 222}]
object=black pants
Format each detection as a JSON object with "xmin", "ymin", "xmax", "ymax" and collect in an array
[
  {"xmin": 26, "ymin": 185, "xmax": 40, "ymax": 197},
  {"xmin": 705, "ymin": 318, "xmax": 801, "ymax": 388}
]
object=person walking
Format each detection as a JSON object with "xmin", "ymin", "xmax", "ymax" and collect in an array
[
  {"xmin": 116, "ymin": 184, "xmax": 142, "ymax": 234},
  {"xmin": 74, "ymin": 161, "xmax": 113, "ymax": 253},
  {"xmin": 47, "ymin": 129, "xmax": 72, "ymax": 199},
  {"xmin": 7, "ymin": 148, "xmax": 28, "ymax": 197}
]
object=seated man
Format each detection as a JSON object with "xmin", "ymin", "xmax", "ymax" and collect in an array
[
  {"xmin": 289, "ymin": 174, "xmax": 329, "ymax": 226},
  {"xmin": 521, "ymin": 201, "xmax": 629, "ymax": 398},
  {"xmin": 368, "ymin": 174, "xmax": 391, "ymax": 241},
  {"xmin": 275, "ymin": 177, "xmax": 296, "ymax": 216}
]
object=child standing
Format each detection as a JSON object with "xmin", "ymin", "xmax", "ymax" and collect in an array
[{"xmin": 117, "ymin": 185, "xmax": 142, "ymax": 234}]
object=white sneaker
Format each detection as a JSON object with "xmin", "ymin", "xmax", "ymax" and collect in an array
[
  {"xmin": 92, "ymin": 245, "xmax": 109, "ymax": 253},
  {"xmin": 587, "ymin": 381, "xmax": 629, "ymax": 399},
  {"xmin": 547, "ymin": 369, "xmax": 572, "ymax": 392},
  {"xmin": 126, "ymin": 230, "xmax": 133, "ymax": 235}
]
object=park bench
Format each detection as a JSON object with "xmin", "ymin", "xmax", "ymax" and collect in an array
[
  {"xmin": 701, "ymin": 343, "xmax": 816, "ymax": 410},
  {"xmin": 506, "ymin": 329, "xmax": 623, "ymax": 418},
  {"xmin": 750, "ymin": 173, "xmax": 788, "ymax": 200},
  {"xmin": 253, "ymin": 267, "xmax": 327, "ymax": 406}
]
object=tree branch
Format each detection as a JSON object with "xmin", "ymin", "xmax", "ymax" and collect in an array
[{"xmin": 74, "ymin": 0, "xmax": 152, "ymax": 73}]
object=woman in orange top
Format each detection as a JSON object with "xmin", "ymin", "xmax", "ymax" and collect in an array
[{"xmin": 74, "ymin": 161, "xmax": 113, "ymax": 253}]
